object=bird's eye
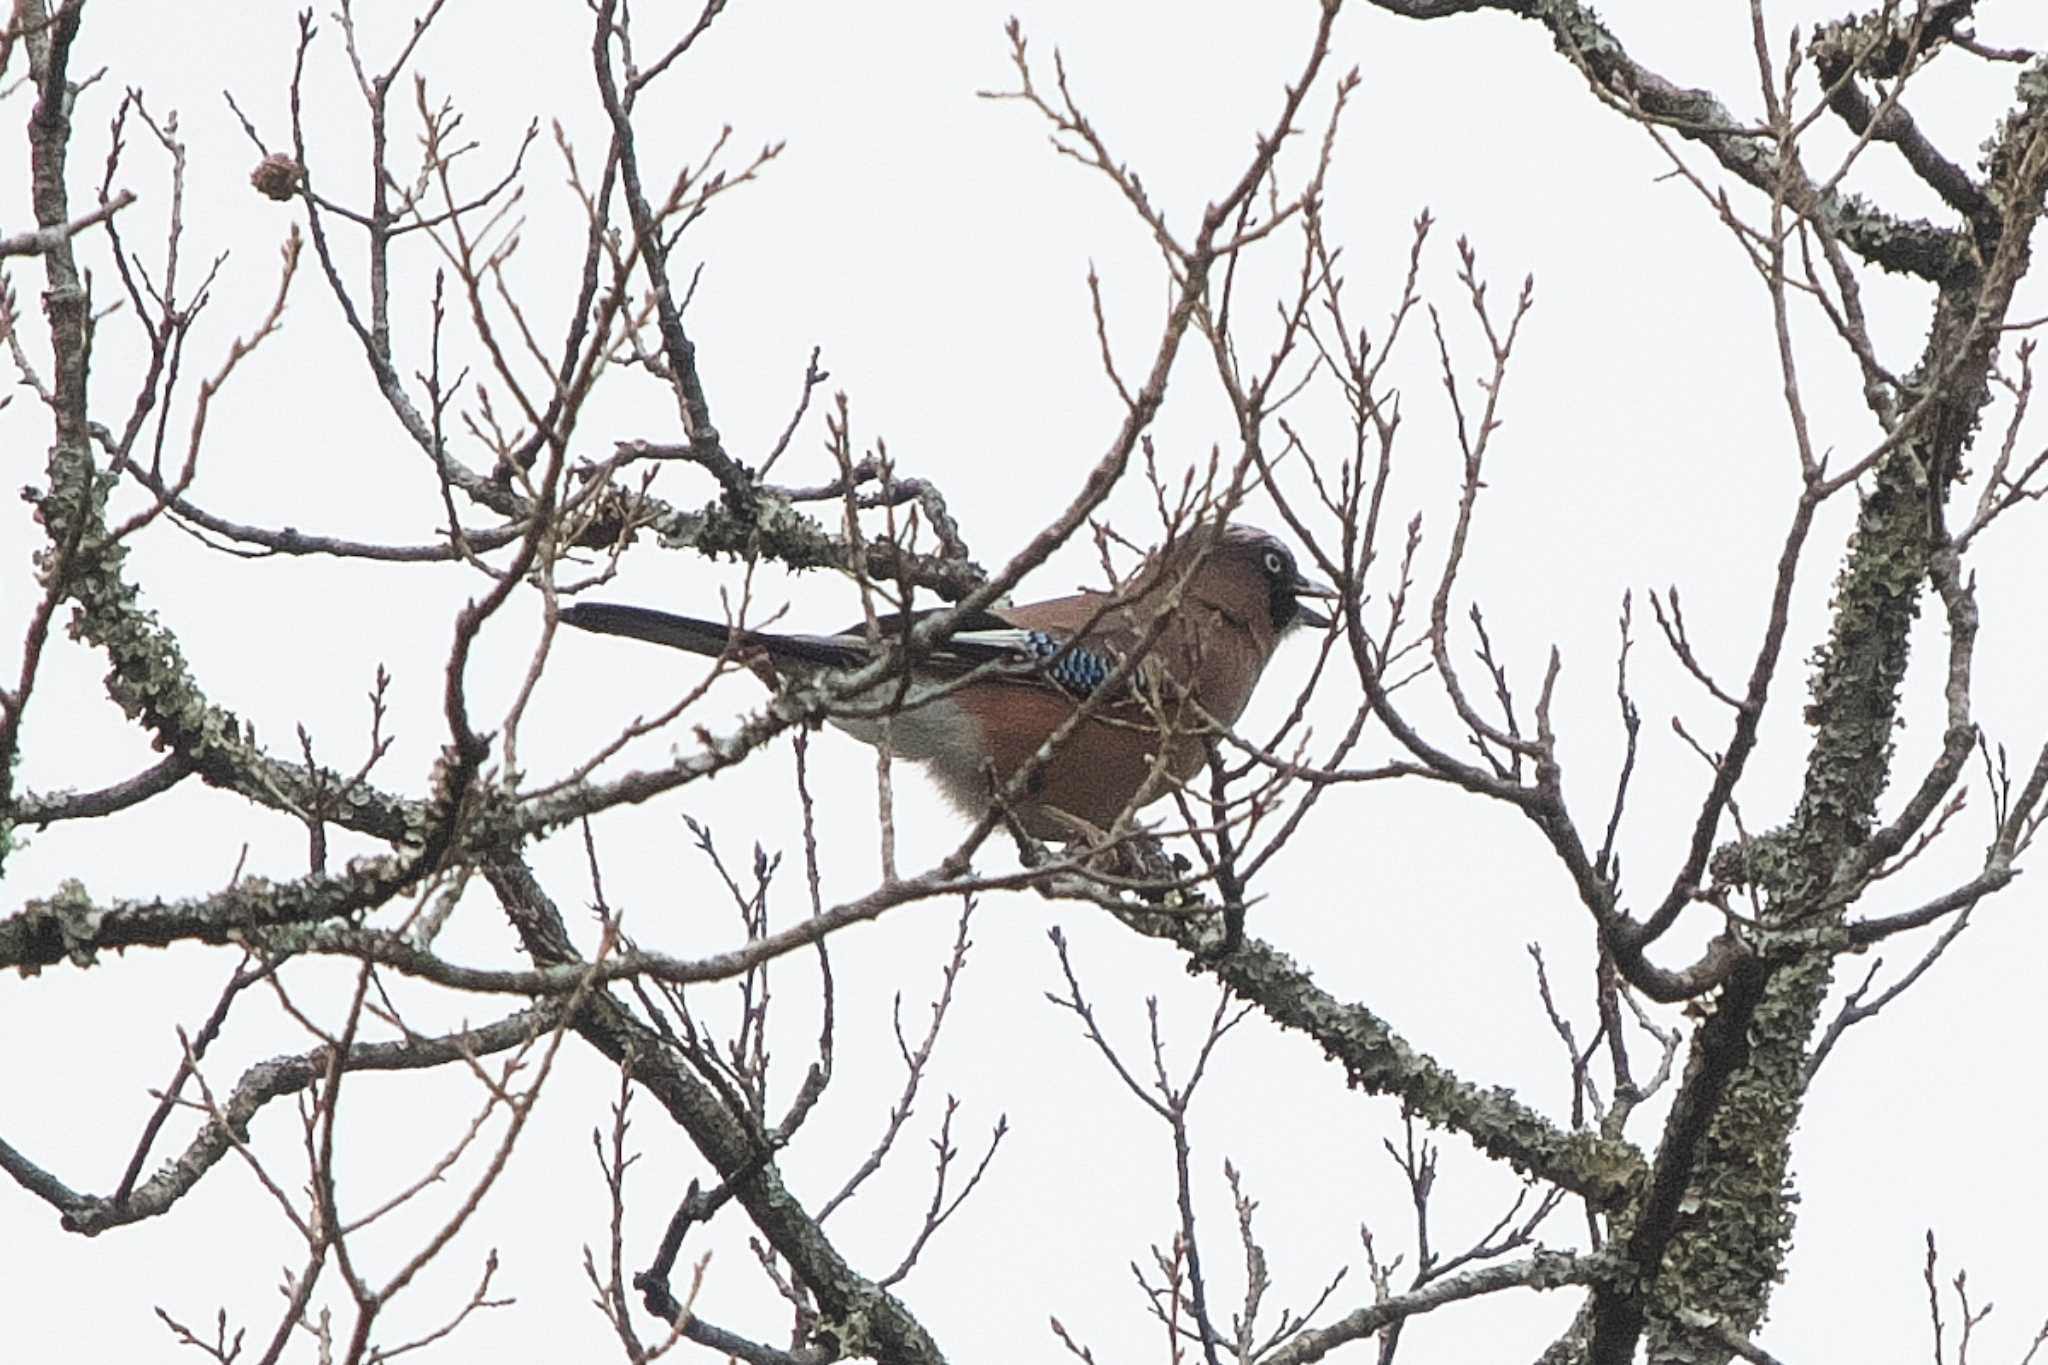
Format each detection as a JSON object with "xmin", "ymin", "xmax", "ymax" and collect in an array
[{"xmin": 1263, "ymin": 549, "xmax": 1286, "ymax": 577}]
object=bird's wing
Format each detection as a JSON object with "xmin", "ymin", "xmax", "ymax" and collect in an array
[
  {"xmin": 561, "ymin": 599, "xmax": 1134, "ymax": 700},
  {"xmin": 814, "ymin": 601, "xmax": 1123, "ymax": 700}
]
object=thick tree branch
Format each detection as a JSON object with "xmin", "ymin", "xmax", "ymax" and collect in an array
[
  {"xmin": 484, "ymin": 858, "xmax": 951, "ymax": 1364},
  {"xmin": 1115, "ymin": 906, "xmax": 1644, "ymax": 1208},
  {"xmin": 1362, "ymin": 0, "xmax": 1974, "ymax": 282}
]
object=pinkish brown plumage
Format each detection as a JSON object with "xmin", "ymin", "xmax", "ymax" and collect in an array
[{"xmin": 560, "ymin": 523, "xmax": 1335, "ymax": 837}]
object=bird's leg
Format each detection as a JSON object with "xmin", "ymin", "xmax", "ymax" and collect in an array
[
  {"xmin": 1046, "ymin": 810, "xmax": 1190, "ymax": 905},
  {"xmin": 1035, "ymin": 805, "xmax": 1109, "ymax": 846}
]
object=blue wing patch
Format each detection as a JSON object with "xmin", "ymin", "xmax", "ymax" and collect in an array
[
  {"xmin": 1022, "ymin": 630, "xmax": 1114, "ymax": 698},
  {"xmin": 935, "ymin": 625, "xmax": 1119, "ymax": 698}
]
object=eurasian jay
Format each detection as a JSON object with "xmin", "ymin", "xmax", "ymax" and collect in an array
[{"xmin": 559, "ymin": 523, "xmax": 1336, "ymax": 837}]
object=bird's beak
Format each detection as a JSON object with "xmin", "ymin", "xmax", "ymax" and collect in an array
[{"xmin": 1291, "ymin": 574, "xmax": 1340, "ymax": 630}]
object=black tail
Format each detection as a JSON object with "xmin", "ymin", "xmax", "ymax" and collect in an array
[{"xmin": 557, "ymin": 602, "xmax": 866, "ymax": 668}]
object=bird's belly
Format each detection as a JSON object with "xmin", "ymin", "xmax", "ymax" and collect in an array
[{"xmin": 830, "ymin": 684, "xmax": 1206, "ymax": 837}]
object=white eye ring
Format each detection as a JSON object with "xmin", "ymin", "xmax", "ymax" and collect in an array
[{"xmin": 1263, "ymin": 549, "xmax": 1286, "ymax": 576}]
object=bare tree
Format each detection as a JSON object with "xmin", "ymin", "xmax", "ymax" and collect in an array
[{"xmin": 3, "ymin": 1, "xmax": 2047, "ymax": 1362}]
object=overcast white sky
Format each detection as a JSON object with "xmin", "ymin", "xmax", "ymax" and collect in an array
[{"xmin": 5, "ymin": 1, "xmax": 2047, "ymax": 1360}]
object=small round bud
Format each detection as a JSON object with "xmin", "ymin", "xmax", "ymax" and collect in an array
[{"xmin": 249, "ymin": 154, "xmax": 305, "ymax": 202}]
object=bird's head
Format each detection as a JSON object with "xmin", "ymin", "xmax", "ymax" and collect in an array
[{"xmin": 1213, "ymin": 523, "xmax": 1339, "ymax": 633}]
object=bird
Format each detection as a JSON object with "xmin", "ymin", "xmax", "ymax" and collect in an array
[{"xmin": 558, "ymin": 523, "xmax": 1337, "ymax": 838}]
